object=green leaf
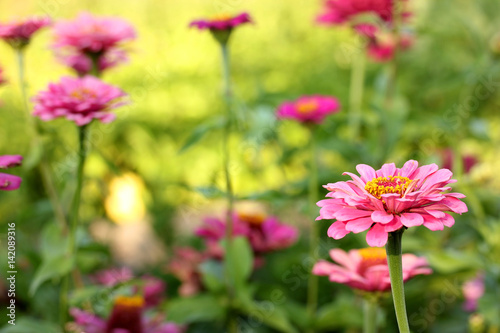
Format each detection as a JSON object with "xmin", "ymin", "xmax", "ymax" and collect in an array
[
  {"xmin": 237, "ymin": 298, "xmax": 298, "ymax": 333},
  {"xmin": 40, "ymin": 222, "xmax": 69, "ymax": 259},
  {"xmin": 315, "ymin": 295, "xmax": 363, "ymax": 330},
  {"xmin": 0, "ymin": 317, "xmax": 62, "ymax": 333},
  {"xmin": 29, "ymin": 255, "xmax": 74, "ymax": 296},
  {"xmin": 199, "ymin": 260, "xmax": 225, "ymax": 293},
  {"xmin": 179, "ymin": 118, "xmax": 225, "ymax": 154},
  {"xmin": 428, "ymin": 251, "xmax": 482, "ymax": 274},
  {"xmin": 223, "ymin": 237, "xmax": 254, "ymax": 290},
  {"xmin": 166, "ymin": 295, "xmax": 226, "ymax": 324}
]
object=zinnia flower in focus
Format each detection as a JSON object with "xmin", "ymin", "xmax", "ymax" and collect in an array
[
  {"xmin": 53, "ymin": 13, "xmax": 136, "ymax": 75},
  {"xmin": 168, "ymin": 247, "xmax": 207, "ymax": 297},
  {"xmin": 462, "ymin": 274, "xmax": 485, "ymax": 312},
  {"xmin": 32, "ymin": 76, "xmax": 127, "ymax": 126},
  {"xmin": 0, "ymin": 155, "xmax": 23, "ymax": 191},
  {"xmin": 0, "ymin": 16, "xmax": 51, "ymax": 49},
  {"xmin": 190, "ymin": 13, "xmax": 252, "ymax": 44},
  {"xmin": 317, "ymin": 160, "xmax": 468, "ymax": 247},
  {"xmin": 276, "ymin": 95, "xmax": 341, "ymax": 124},
  {"xmin": 313, "ymin": 247, "xmax": 431, "ymax": 292},
  {"xmin": 69, "ymin": 296, "xmax": 185, "ymax": 333}
]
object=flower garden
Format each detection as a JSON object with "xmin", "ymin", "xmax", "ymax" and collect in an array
[{"xmin": 0, "ymin": 0, "xmax": 499, "ymax": 332}]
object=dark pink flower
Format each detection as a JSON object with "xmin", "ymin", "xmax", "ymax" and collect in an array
[
  {"xmin": 70, "ymin": 296, "xmax": 185, "ymax": 333},
  {"xmin": 168, "ymin": 247, "xmax": 207, "ymax": 297},
  {"xmin": 317, "ymin": 0, "xmax": 407, "ymax": 25},
  {"xmin": 313, "ymin": 248, "xmax": 431, "ymax": 292},
  {"xmin": 463, "ymin": 274, "xmax": 485, "ymax": 312},
  {"xmin": 276, "ymin": 95, "xmax": 341, "ymax": 124},
  {"xmin": 317, "ymin": 160, "xmax": 468, "ymax": 247},
  {"xmin": 0, "ymin": 155, "xmax": 22, "ymax": 191},
  {"xmin": 190, "ymin": 13, "xmax": 252, "ymax": 31},
  {"xmin": 355, "ymin": 24, "xmax": 414, "ymax": 62},
  {"xmin": 0, "ymin": 16, "xmax": 51, "ymax": 49},
  {"xmin": 442, "ymin": 148, "xmax": 477, "ymax": 175},
  {"xmin": 53, "ymin": 13, "xmax": 136, "ymax": 75},
  {"xmin": 32, "ymin": 76, "xmax": 127, "ymax": 126}
]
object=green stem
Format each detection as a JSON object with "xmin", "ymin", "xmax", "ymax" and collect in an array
[
  {"xmin": 348, "ymin": 49, "xmax": 366, "ymax": 140},
  {"xmin": 385, "ymin": 230, "xmax": 410, "ymax": 333},
  {"xmin": 220, "ymin": 41, "xmax": 237, "ymax": 333},
  {"xmin": 306, "ymin": 127, "xmax": 319, "ymax": 323},
  {"xmin": 363, "ymin": 298, "xmax": 378, "ymax": 333}
]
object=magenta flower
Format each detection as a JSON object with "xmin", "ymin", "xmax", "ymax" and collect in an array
[
  {"xmin": 462, "ymin": 274, "xmax": 485, "ymax": 312},
  {"xmin": 168, "ymin": 247, "xmax": 207, "ymax": 297},
  {"xmin": 0, "ymin": 155, "xmax": 23, "ymax": 191},
  {"xmin": 313, "ymin": 248, "xmax": 431, "ymax": 292},
  {"xmin": 442, "ymin": 148, "xmax": 477, "ymax": 175},
  {"xmin": 317, "ymin": 0, "xmax": 406, "ymax": 25},
  {"xmin": 317, "ymin": 160, "xmax": 468, "ymax": 247},
  {"xmin": 190, "ymin": 13, "xmax": 252, "ymax": 31},
  {"xmin": 32, "ymin": 76, "xmax": 127, "ymax": 126},
  {"xmin": 355, "ymin": 24, "xmax": 414, "ymax": 62},
  {"xmin": 276, "ymin": 95, "xmax": 341, "ymax": 124},
  {"xmin": 0, "ymin": 16, "xmax": 51, "ymax": 49},
  {"xmin": 53, "ymin": 13, "xmax": 136, "ymax": 75},
  {"xmin": 69, "ymin": 296, "xmax": 185, "ymax": 333}
]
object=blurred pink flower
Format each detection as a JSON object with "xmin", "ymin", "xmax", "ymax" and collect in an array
[
  {"xmin": 0, "ymin": 16, "xmax": 51, "ymax": 49},
  {"xmin": 32, "ymin": 76, "xmax": 127, "ymax": 126},
  {"xmin": 313, "ymin": 248, "xmax": 431, "ymax": 292},
  {"xmin": 190, "ymin": 13, "xmax": 252, "ymax": 31},
  {"xmin": 0, "ymin": 66, "xmax": 6, "ymax": 85},
  {"xmin": 196, "ymin": 212, "xmax": 298, "ymax": 256},
  {"xmin": 317, "ymin": 160, "xmax": 468, "ymax": 247},
  {"xmin": 168, "ymin": 247, "xmax": 207, "ymax": 297},
  {"xmin": 53, "ymin": 13, "xmax": 136, "ymax": 75},
  {"xmin": 463, "ymin": 274, "xmax": 485, "ymax": 312},
  {"xmin": 442, "ymin": 148, "xmax": 477, "ymax": 175},
  {"xmin": 317, "ymin": 0, "xmax": 407, "ymax": 25},
  {"xmin": 91, "ymin": 268, "xmax": 165, "ymax": 308},
  {"xmin": 70, "ymin": 296, "xmax": 184, "ymax": 333},
  {"xmin": 355, "ymin": 24, "xmax": 414, "ymax": 62},
  {"xmin": 0, "ymin": 155, "xmax": 22, "ymax": 191},
  {"xmin": 276, "ymin": 95, "xmax": 341, "ymax": 124}
]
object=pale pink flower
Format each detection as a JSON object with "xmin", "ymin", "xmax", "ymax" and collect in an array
[
  {"xmin": 32, "ymin": 76, "xmax": 127, "ymax": 126},
  {"xmin": 0, "ymin": 16, "xmax": 51, "ymax": 49},
  {"xmin": 463, "ymin": 274, "xmax": 485, "ymax": 312},
  {"xmin": 53, "ymin": 13, "xmax": 135, "ymax": 75},
  {"xmin": 190, "ymin": 13, "xmax": 252, "ymax": 31},
  {"xmin": 69, "ymin": 296, "xmax": 185, "ymax": 333},
  {"xmin": 0, "ymin": 155, "xmax": 23, "ymax": 191},
  {"xmin": 276, "ymin": 95, "xmax": 341, "ymax": 124},
  {"xmin": 168, "ymin": 247, "xmax": 207, "ymax": 297},
  {"xmin": 317, "ymin": 160, "xmax": 468, "ymax": 247},
  {"xmin": 313, "ymin": 247, "xmax": 432, "ymax": 292}
]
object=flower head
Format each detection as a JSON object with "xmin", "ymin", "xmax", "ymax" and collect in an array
[
  {"xmin": 69, "ymin": 296, "xmax": 184, "ymax": 333},
  {"xmin": 355, "ymin": 24, "xmax": 413, "ymax": 62},
  {"xmin": 0, "ymin": 155, "xmax": 23, "ymax": 191},
  {"xmin": 463, "ymin": 274, "xmax": 485, "ymax": 312},
  {"xmin": 190, "ymin": 13, "xmax": 252, "ymax": 31},
  {"xmin": 0, "ymin": 16, "xmax": 51, "ymax": 49},
  {"xmin": 32, "ymin": 76, "xmax": 127, "ymax": 126},
  {"xmin": 168, "ymin": 247, "xmax": 207, "ymax": 297},
  {"xmin": 53, "ymin": 13, "xmax": 136, "ymax": 75},
  {"xmin": 317, "ymin": 160, "xmax": 468, "ymax": 247},
  {"xmin": 276, "ymin": 95, "xmax": 341, "ymax": 124},
  {"xmin": 317, "ymin": 0, "xmax": 407, "ymax": 25},
  {"xmin": 313, "ymin": 247, "xmax": 431, "ymax": 292}
]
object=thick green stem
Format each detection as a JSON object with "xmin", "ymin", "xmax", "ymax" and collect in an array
[
  {"xmin": 348, "ymin": 50, "xmax": 366, "ymax": 140},
  {"xmin": 363, "ymin": 298, "xmax": 378, "ymax": 333},
  {"xmin": 306, "ymin": 128, "xmax": 319, "ymax": 322},
  {"xmin": 385, "ymin": 230, "xmax": 410, "ymax": 333}
]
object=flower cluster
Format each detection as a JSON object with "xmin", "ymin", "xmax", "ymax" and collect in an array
[
  {"xmin": 0, "ymin": 155, "xmax": 23, "ymax": 191},
  {"xmin": 32, "ymin": 76, "xmax": 128, "ymax": 126},
  {"xmin": 313, "ymin": 247, "xmax": 431, "ymax": 292},
  {"xmin": 0, "ymin": 16, "xmax": 51, "ymax": 49},
  {"xmin": 317, "ymin": 160, "xmax": 468, "ymax": 247},
  {"xmin": 276, "ymin": 95, "xmax": 341, "ymax": 124},
  {"xmin": 53, "ymin": 13, "xmax": 136, "ymax": 75}
]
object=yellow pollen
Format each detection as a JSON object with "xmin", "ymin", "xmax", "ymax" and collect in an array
[
  {"xmin": 70, "ymin": 88, "xmax": 96, "ymax": 100},
  {"xmin": 357, "ymin": 248, "xmax": 387, "ymax": 273},
  {"xmin": 211, "ymin": 14, "xmax": 232, "ymax": 22},
  {"xmin": 238, "ymin": 211, "xmax": 266, "ymax": 226},
  {"xmin": 114, "ymin": 296, "xmax": 144, "ymax": 308},
  {"xmin": 295, "ymin": 100, "xmax": 318, "ymax": 115},
  {"xmin": 365, "ymin": 176, "xmax": 413, "ymax": 199}
]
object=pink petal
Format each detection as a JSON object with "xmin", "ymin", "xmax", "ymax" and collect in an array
[
  {"xmin": 366, "ymin": 224, "xmax": 388, "ymax": 247},
  {"xmin": 422, "ymin": 214, "xmax": 444, "ymax": 231},
  {"xmin": 356, "ymin": 164, "xmax": 377, "ymax": 182},
  {"xmin": 379, "ymin": 163, "xmax": 396, "ymax": 178},
  {"xmin": 345, "ymin": 217, "xmax": 374, "ymax": 233},
  {"xmin": 400, "ymin": 213, "xmax": 424, "ymax": 227},
  {"xmin": 335, "ymin": 208, "xmax": 372, "ymax": 221},
  {"xmin": 371, "ymin": 210, "xmax": 394, "ymax": 223},
  {"xmin": 329, "ymin": 249, "xmax": 360, "ymax": 270},
  {"xmin": 327, "ymin": 221, "xmax": 349, "ymax": 239},
  {"xmin": 400, "ymin": 160, "xmax": 419, "ymax": 177}
]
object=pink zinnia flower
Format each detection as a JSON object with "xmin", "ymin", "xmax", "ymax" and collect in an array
[
  {"xmin": 0, "ymin": 155, "xmax": 23, "ymax": 191},
  {"xmin": 69, "ymin": 296, "xmax": 185, "ymax": 333},
  {"xmin": 355, "ymin": 24, "xmax": 414, "ymax": 62},
  {"xmin": 0, "ymin": 16, "xmax": 51, "ymax": 49},
  {"xmin": 168, "ymin": 247, "xmax": 207, "ymax": 297},
  {"xmin": 53, "ymin": 13, "xmax": 136, "ymax": 75},
  {"xmin": 317, "ymin": 160, "xmax": 468, "ymax": 247},
  {"xmin": 190, "ymin": 13, "xmax": 252, "ymax": 31},
  {"xmin": 313, "ymin": 247, "xmax": 432, "ymax": 292},
  {"xmin": 317, "ymin": 0, "xmax": 406, "ymax": 25},
  {"xmin": 276, "ymin": 95, "xmax": 341, "ymax": 124},
  {"xmin": 462, "ymin": 274, "xmax": 485, "ymax": 312},
  {"xmin": 32, "ymin": 76, "xmax": 127, "ymax": 126}
]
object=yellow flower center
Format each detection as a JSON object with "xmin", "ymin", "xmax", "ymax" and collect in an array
[
  {"xmin": 70, "ymin": 88, "xmax": 96, "ymax": 100},
  {"xmin": 358, "ymin": 248, "xmax": 387, "ymax": 273},
  {"xmin": 295, "ymin": 100, "xmax": 318, "ymax": 115},
  {"xmin": 211, "ymin": 14, "xmax": 232, "ymax": 22},
  {"xmin": 238, "ymin": 211, "xmax": 266, "ymax": 226},
  {"xmin": 114, "ymin": 295, "xmax": 144, "ymax": 308},
  {"xmin": 365, "ymin": 176, "xmax": 413, "ymax": 199}
]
